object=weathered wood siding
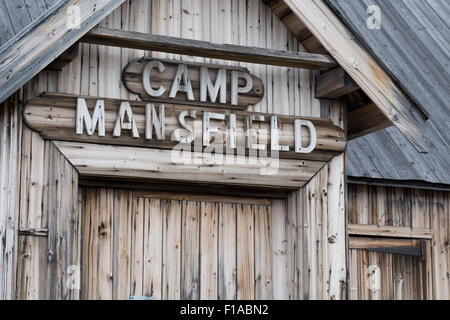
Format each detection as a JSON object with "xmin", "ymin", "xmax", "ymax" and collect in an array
[
  {"xmin": 349, "ymin": 248, "xmax": 426, "ymax": 300},
  {"xmin": 348, "ymin": 184, "xmax": 450, "ymax": 300},
  {"xmin": 6, "ymin": 0, "xmax": 346, "ymax": 300},
  {"xmin": 0, "ymin": 92, "xmax": 21, "ymax": 300},
  {"xmin": 15, "ymin": 134, "xmax": 81, "ymax": 299},
  {"xmin": 81, "ymin": 189, "xmax": 289, "ymax": 300},
  {"xmin": 26, "ymin": 0, "xmax": 322, "ymax": 118}
]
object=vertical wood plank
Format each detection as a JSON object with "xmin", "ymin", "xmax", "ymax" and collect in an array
[
  {"xmin": 143, "ymin": 198, "xmax": 163, "ymax": 299},
  {"xmin": 254, "ymin": 204, "xmax": 273, "ymax": 299},
  {"xmin": 236, "ymin": 204, "xmax": 255, "ymax": 300},
  {"xmin": 200, "ymin": 201, "xmax": 218, "ymax": 299},
  {"xmin": 181, "ymin": 200, "xmax": 200, "ymax": 299},
  {"xmin": 112, "ymin": 190, "xmax": 133, "ymax": 299},
  {"xmin": 97, "ymin": 188, "xmax": 113, "ymax": 300},
  {"xmin": 218, "ymin": 202, "xmax": 237, "ymax": 300},
  {"xmin": 271, "ymin": 200, "xmax": 287, "ymax": 299},
  {"xmin": 163, "ymin": 199, "xmax": 182, "ymax": 300}
]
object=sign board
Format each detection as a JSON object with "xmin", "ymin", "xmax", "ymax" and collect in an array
[
  {"xmin": 122, "ymin": 58, "xmax": 264, "ymax": 109},
  {"xmin": 24, "ymin": 93, "xmax": 346, "ymax": 162}
]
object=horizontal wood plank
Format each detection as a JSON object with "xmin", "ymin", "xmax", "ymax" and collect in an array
[
  {"xmin": 348, "ymin": 224, "xmax": 434, "ymax": 239},
  {"xmin": 349, "ymin": 236, "xmax": 421, "ymax": 249},
  {"xmin": 24, "ymin": 92, "xmax": 346, "ymax": 162},
  {"xmin": 81, "ymin": 27, "xmax": 338, "ymax": 70},
  {"xmin": 53, "ymin": 141, "xmax": 326, "ymax": 189}
]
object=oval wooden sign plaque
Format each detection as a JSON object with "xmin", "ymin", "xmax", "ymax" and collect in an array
[{"xmin": 122, "ymin": 58, "xmax": 265, "ymax": 109}]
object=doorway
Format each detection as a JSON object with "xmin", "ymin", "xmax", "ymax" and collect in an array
[{"xmin": 80, "ymin": 187, "xmax": 288, "ymax": 300}]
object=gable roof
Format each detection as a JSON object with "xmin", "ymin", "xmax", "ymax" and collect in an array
[
  {"xmin": 327, "ymin": 0, "xmax": 450, "ymax": 185},
  {"xmin": 0, "ymin": 0, "xmax": 126, "ymax": 104},
  {"xmin": 0, "ymin": 0, "xmax": 64, "ymax": 49}
]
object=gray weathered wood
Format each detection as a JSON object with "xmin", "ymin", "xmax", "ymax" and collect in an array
[
  {"xmin": 347, "ymin": 103, "xmax": 392, "ymax": 140},
  {"xmin": 81, "ymin": 27, "xmax": 338, "ymax": 70},
  {"xmin": 54, "ymin": 141, "xmax": 326, "ymax": 189},
  {"xmin": 46, "ymin": 43, "xmax": 80, "ymax": 71},
  {"xmin": 315, "ymin": 67, "xmax": 359, "ymax": 99},
  {"xmin": 123, "ymin": 58, "xmax": 264, "ymax": 109},
  {"xmin": 0, "ymin": 0, "xmax": 126, "ymax": 104},
  {"xmin": 24, "ymin": 93, "xmax": 346, "ymax": 162},
  {"xmin": 284, "ymin": 0, "xmax": 429, "ymax": 153}
]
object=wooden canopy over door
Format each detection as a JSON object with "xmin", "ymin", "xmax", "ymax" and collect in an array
[{"xmin": 80, "ymin": 188, "xmax": 290, "ymax": 300}]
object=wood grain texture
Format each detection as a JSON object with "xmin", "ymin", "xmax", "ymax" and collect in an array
[
  {"xmin": 315, "ymin": 67, "xmax": 358, "ymax": 99},
  {"xmin": 81, "ymin": 189, "xmax": 287, "ymax": 300},
  {"xmin": 53, "ymin": 140, "xmax": 326, "ymax": 189},
  {"xmin": 347, "ymin": 103, "xmax": 391, "ymax": 140},
  {"xmin": 348, "ymin": 184, "xmax": 450, "ymax": 300},
  {"xmin": 0, "ymin": 0, "xmax": 127, "ymax": 104},
  {"xmin": 12, "ymin": 0, "xmax": 352, "ymax": 301},
  {"xmin": 0, "ymin": 92, "xmax": 21, "ymax": 300},
  {"xmin": 16, "ymin": 138, "xmax": 80, "ymax": 300},
  {"xmin": 81, "ymin": 27, "xmax": 338, "ymax": 70},
  {"xmin": 122, "ymin": 58, "xmax": 264, "ymax": 109},
  {"xmin": 24, "ymin": 93, "xmax": 346, "ymax": 162}
]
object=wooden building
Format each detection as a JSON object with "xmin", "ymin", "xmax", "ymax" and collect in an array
[{"xmin": 0, "ymin": 0, "xmax": 448, "ymax": 300}]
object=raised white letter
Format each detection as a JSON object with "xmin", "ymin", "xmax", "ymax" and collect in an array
[
  {"xmin": 142, "ymin": 60, "xmax": 166, "ymax": 97},
  {"xmin": 113, "ymin": 102, "xmax": 139, "ymax": 138},
  {"xmin": 231, "ymin": 71, "xmax": 253, "ymax": 106},
  {"xmin": 294, "ymin": 119, "xmax": 316, "ymax": 153},
  {"xmin": 200, "ymin": 67, "xmax": 227, "ymax": 104},
  {"xmin": 246, "ymin": 115, "xmax": 266, "ymax": 150},
  {"xmin": 170, "ymin": 64, "xmax": 194, "ymax": 101},
  {"xmin": 76, "ymin": 98, "xmax": 105, "ymax": 136},
  {"xmin": 271, "ymin": 116, "xmax": 289, "ymax": 151},
  {"xmin": 172, "ymin": 110, "xmax": 197, "ymax": 144},
  {"xmin": 145, "ymin": 104, "xmax": 165, "ymax": 140},
  {"xmin": 203, "ymin": 112, "xmax": 225, "ymax": 147}
]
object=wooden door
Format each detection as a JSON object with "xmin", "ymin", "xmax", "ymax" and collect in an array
[
  {"xmin": 80, "ymin": 188, "xmax": 288, "ymax": 300},
  {"xmin": 349, "ymin": 237, "xmax": 428, "ymax": 300}
]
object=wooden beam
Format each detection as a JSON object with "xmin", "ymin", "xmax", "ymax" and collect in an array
[
  {"xmin": 0, "ymin": 0, "xmax": 126, "ymax": 104},
  {"xmin": 53, "ymin": 141, "xmax": 326, "ymax": 189},
  {"xmin": 80, "ymin": 27, "xmax": 338, "ymax": 70},
  {"xmin": 45, "ymin": 43, "xmax": 80, "ymax": 71},
  {"xmin": 347, "ymin": 103, "xmax": 391, "ymax": 139},
  {"xmin": 315, "ymin": 67, "xmax": 359, "ymax": 99},
  {"xmin": 349, "ymin": 236, "xmax": 421, "ymax": 250},
  {"xmin": 348, "ymin": 224, "xmax": 434, "ymax": 240},
  {"xmin": 284, "ymin": 0, "xmax": 429, "ymax": 153}
]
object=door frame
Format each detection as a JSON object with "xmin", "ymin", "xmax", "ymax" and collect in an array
[{"xmin": 348, "ymin": 224, "xmax": 434, "ymax": 300}]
